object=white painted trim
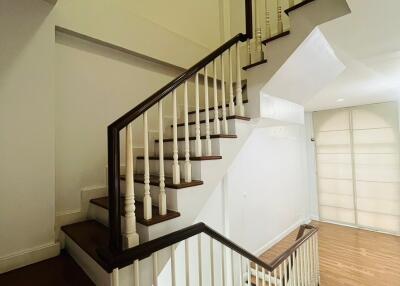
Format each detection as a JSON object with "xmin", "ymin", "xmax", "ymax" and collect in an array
[
  {"xmin": 254, "ymin": 218, "xmax": 310, "ymax": 256},
  {"xmin": 0, "ymin": 242, "xmax": 60, "ymax": 274}
]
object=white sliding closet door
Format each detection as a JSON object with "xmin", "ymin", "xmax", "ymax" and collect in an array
[{"xmin": 314, "ymin": 102, "xmax": 400, "ymax": 234}]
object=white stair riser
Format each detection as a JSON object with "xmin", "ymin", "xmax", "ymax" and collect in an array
[
  {"xmin": 154, "ymin": 138, "xmax": 221, "ymax": 157},
  {"xmin": 136, "ymin": 159, "xmax": 202, "ymax": 180},
  {"xmin": 172, "ymin": 119, "xmax": 237, "ymax": 137}
]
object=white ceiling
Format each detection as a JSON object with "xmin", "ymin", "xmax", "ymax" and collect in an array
[{"xmin": 303, "ymin": 0, "xmax": 400, "ymax": 111}]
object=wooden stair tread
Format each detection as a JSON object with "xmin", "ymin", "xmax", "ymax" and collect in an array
[
  {"xmin": 0, "ymin": 250, "xmax": 94, "ymax": 286},
  {"xmin": 155, "ymin": 134, "xmax": 238, "ymax": 143},
  {"xmin": 243, "ymin": 59, "xmax": 268, "ymax": 71},
  {"xmin": 188, "ymin": 99, "xmax": 249, "ymax": 115},
  {"xmin": 137, "ymin": 155, "xmax": 223, "ymax": 161},
  {"xmin": 285, "ymin": 0, "xmax": 315, "ymax": 14},
  {"xmin": 173, "ymin": 115, "xmax": 251, "ymax": 127},
  {"xmin": 61, "ymin": 220, "xmax": 109, "ymax": 271},
  {"xmin": 120, "ymin": 174, "xmax": 204, "ymax": 189},
  {"xmin": 262, "ymin": 31, "xmax": 290, "ymax": 45},
  {"xmin": 90, "ymin": 197, "xmax": 180, "ymax": 226}
]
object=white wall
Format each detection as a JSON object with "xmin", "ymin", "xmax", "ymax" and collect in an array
[
  {"xmin": 0, "ymin": 0, "xmax": 58, "ymax": 271},
  {"xmin": 54, "ymin": 0, "xmax": 226, "ymax": 69},
  {"xmin": 225, "ymin": 125, "xmax": 312, "ymax": 253},
  {"xmin": 55, "ymin": 31, "xmax": 186, "ymax": 213}
]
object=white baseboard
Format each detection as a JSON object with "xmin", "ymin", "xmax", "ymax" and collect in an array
[
  {"xmin": 0, "ymin": 242, "xmax": 60, "ymax": 274},
  {"xmin": 254, "ymin": 217, "xmax": 310, "ymax": 256}
]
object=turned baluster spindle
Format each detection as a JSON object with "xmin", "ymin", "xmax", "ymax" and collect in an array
[
  {"xmin": 133, "ymin": 260, "xmax": 140, "ymax": 286},
  {"xmin": 228, "ymin": 48, "xmax": 235, "ymax": 116},
  {"xmin": 254, "ymin": 0, "xmax": 263, "ymax": 61},
  {"xmin": 277, "ymin": 0, "xmax": 283, "ymax": 34},
  {"xmin": 265, "ymin": 0, "xmax": 271, "ymax": 39},
  {"xmin": 171, "ymin": 245, "xmax": 177, "ymax": 286},
  {"xmin": 183, "ymin": 81, "xmax": 192, "ymax": 182},
  {"xmin": 239, "ymin": 255, "xmax": 243, "ymax": 286},
  {"xmin": 198, "ymin": 234, "xmax": 203, "ymax": 286},
  {"xmin": 143, "ymin": 111, "xmax": 152, "ymax": 220},
  {"xmin": 210, "ymin": 237, "xmax": 215, "ymax": 286},
  {"xmin": 212, "ymin": 60, "xmax": 220, "ymax": 134},
  {"xmin": 221, "ymin": 244, "xmax": 226, "ymax": 286},
  {"xmin": 111, "ymin": 268, "xmax": 119, "ymax": 286},
  {"xmin": 158, "ymin": 100, "xmax": 166, "ymax": 215},
  {"xmin": 172, "ymin": 90, "xmax": 180, "ymax": 184},
  {"xmin": 204, "ymin": 66, "xmax": 212, "ymax": 156},
  {"xmin": 236, "ymin": 43, "xmax": 245, "ymax": 116},
  {"xmin": 152, "ymin": 252, "xmax": 158, "ymax": 286},
  {"xmin": 220, "ymin": 55, "xmax": 229, "ymax": 134},
  {"xmin": 123, "ymin": 123, "xmax": 139, "ymax": 248},
  {"xmin": 195, "ymin": 73, "xmax": 202, "ymax": 157},
  {"xmin": 185, "ymin": 239, "xmax": 190, "ymax": 286}
]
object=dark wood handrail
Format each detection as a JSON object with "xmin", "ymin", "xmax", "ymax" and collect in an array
[
  {"xmin": 97, "ymin": 222, "xmax": 318, "ymax": 273},
  {"xmin": 107, "ymin": 0, "xmax": 254, "ymax": 251}
]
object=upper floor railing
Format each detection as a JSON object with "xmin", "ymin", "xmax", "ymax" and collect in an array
[{"xmin": 98, "ymin": 223, "xmax": 320, "ymax": 286}]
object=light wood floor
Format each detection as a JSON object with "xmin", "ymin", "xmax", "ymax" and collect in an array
[{"xmin": 258, "ymin": 221, "xmax": 400, "ymax": 286}]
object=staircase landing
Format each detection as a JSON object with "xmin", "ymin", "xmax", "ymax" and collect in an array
[{"xmin": 0, "ymin": 250, "xmax": 94, "ymax": 286}]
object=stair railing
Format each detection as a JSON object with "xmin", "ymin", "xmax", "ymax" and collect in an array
[
  {"xmin": 98, "ymin": 223, "xmax": 320, "ymax": 286},
  {"xmin": 246, "ymin": 0, "xmax": 314, "ymax": 67},
  {"xmin": 107, "ymin": 1, "xmax": 254, "ymax": 251}
]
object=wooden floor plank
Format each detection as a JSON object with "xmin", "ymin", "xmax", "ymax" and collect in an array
[
  {"xmin": 258, "ymin": 221, "xmax": 400, "ymax": 286},
  {"xmin": 0, "ymin": 250, "xmax": 94, "ymax": 286}
]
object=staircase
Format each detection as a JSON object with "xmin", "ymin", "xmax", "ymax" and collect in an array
[{"xmin": 0, "ymin": 0, "xmax": 351, "ymax": 285}]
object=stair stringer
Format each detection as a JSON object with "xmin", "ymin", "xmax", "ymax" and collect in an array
[{"xmin": 245, "ymin": 0, "xmax": 351, "ymax": 118}]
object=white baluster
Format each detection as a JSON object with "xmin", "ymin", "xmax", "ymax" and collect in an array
[
  {"xmin": 306, "ymin": 242, "xmax": 310, "ymax": 286},
  {"xmin": 213, "ymin": 60, "xmax": 221, "ymax": 134},
  {"xmin": 220, "ymin": 55, "xmax": 229, "ymax": 134},
  {"xmin": 254, "ymin": 0, "xmax": 263, "ymax": 61},
  {"xmin": 183, "ymin": 81, "xmax": 192, "ymax": 182},
  {"xmin": 265, "ymin": 0, "xmax": 271, "ymax": 39},
  {"xmin": 277, "ymin": 0, "xmax": 283, "ymax": 34},
  {"xmin": 296, "ymin": 249, "xmax": 301, "ymax": 286},
  {"xmin": 310, "ymin": 239, "xmax": 314, "ymax": 286},
  {"xmin": 185, "ymin": 239, "xmax": 190, "ymax": 286},
  {"xmin": 143, "ymin": 112, "xmax": 152, "ymax": 220},
  {"xmin": 255, "ymin": 264, "xmax": 259, "ymax": 286},
  {"xmin": 315, "ymin": 233, "xmax": 321, "ymax": 285},
  {"xmin": 228, "ymin": 48, "xmax": 235, "ymax": 116},
  {"xmin": 279, "ymin": 263, "xmax": 283, "ymax": 286},
  {"xmin": 210, "ymin": 237, "xmax": 215, "ymax": 286},
  {"xmin": 239, "ymin": 255, "xmax": 243, "ymax": 286},
  {"xmin": 198, "ymin": 234, "xmax": 203, "ymax": 286},
  {"xmin": 300, "ymin": 245, "xmax": 305, "ymax": 286},
  {"xmin": 195, "ymin": 73, "xmax": 202, "ymax": 157},
  {"xmin": 274, "ymin": 269, "xmax": 278, "ymax": 286},
  {"xmin": 204, "ymin": 66, "xmax": 212, "ymax": 156},
  {"xmin": 158, "ymin": 101, "xmax": 166, "ymax": 215},
  {"xmin": 262, "ymin": 268, "xmax": 266, "ymax": 286},
  {"xmin": 153, "ymin": 252, "xmax": 158, "ymax": 286},
  {"xmin": 284, "ymin": 259, "xmax": 288, "ymax": 286},
  {"xmin": 247, "ymin": 39, "xmax": 252, "ymax": 65},
  {"xmin": 268, "ymin": 270, "xmax": 272, "ymax": 286},
  {"xmin": 230, "ymin": 250, "xmax": 235, "ymax": 286},
  {"xmin": 247, "ymin": 260, "xmax": 251, "ymax": 286},
  {"xmin": 123, "ymin": 123, "xmax": 139, "ymax": 249},
  {"xmin": 171, "ymin": 245, "xmax": 176, "ymax": 286},
  {"xmin": 307, "ymin": 240, "xmax": 312, "ymax": 286},
  {"xmin": 172, "ymin": 90, "xmax": 180, "ymax": 184},
  {"xmin": 236, "ymin": 43, "xmax": 245, "ymax": 116},
  {"xmin": 111, "ymin": 268, "xmax": 119, "ymax": 286},
  {"xmin": 221, "ymin": 244, "xmax": 226, "ymax": 286},
  {"xmin": 133, "ymin": 260, "xmax": 140, "ymax": 286}
]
